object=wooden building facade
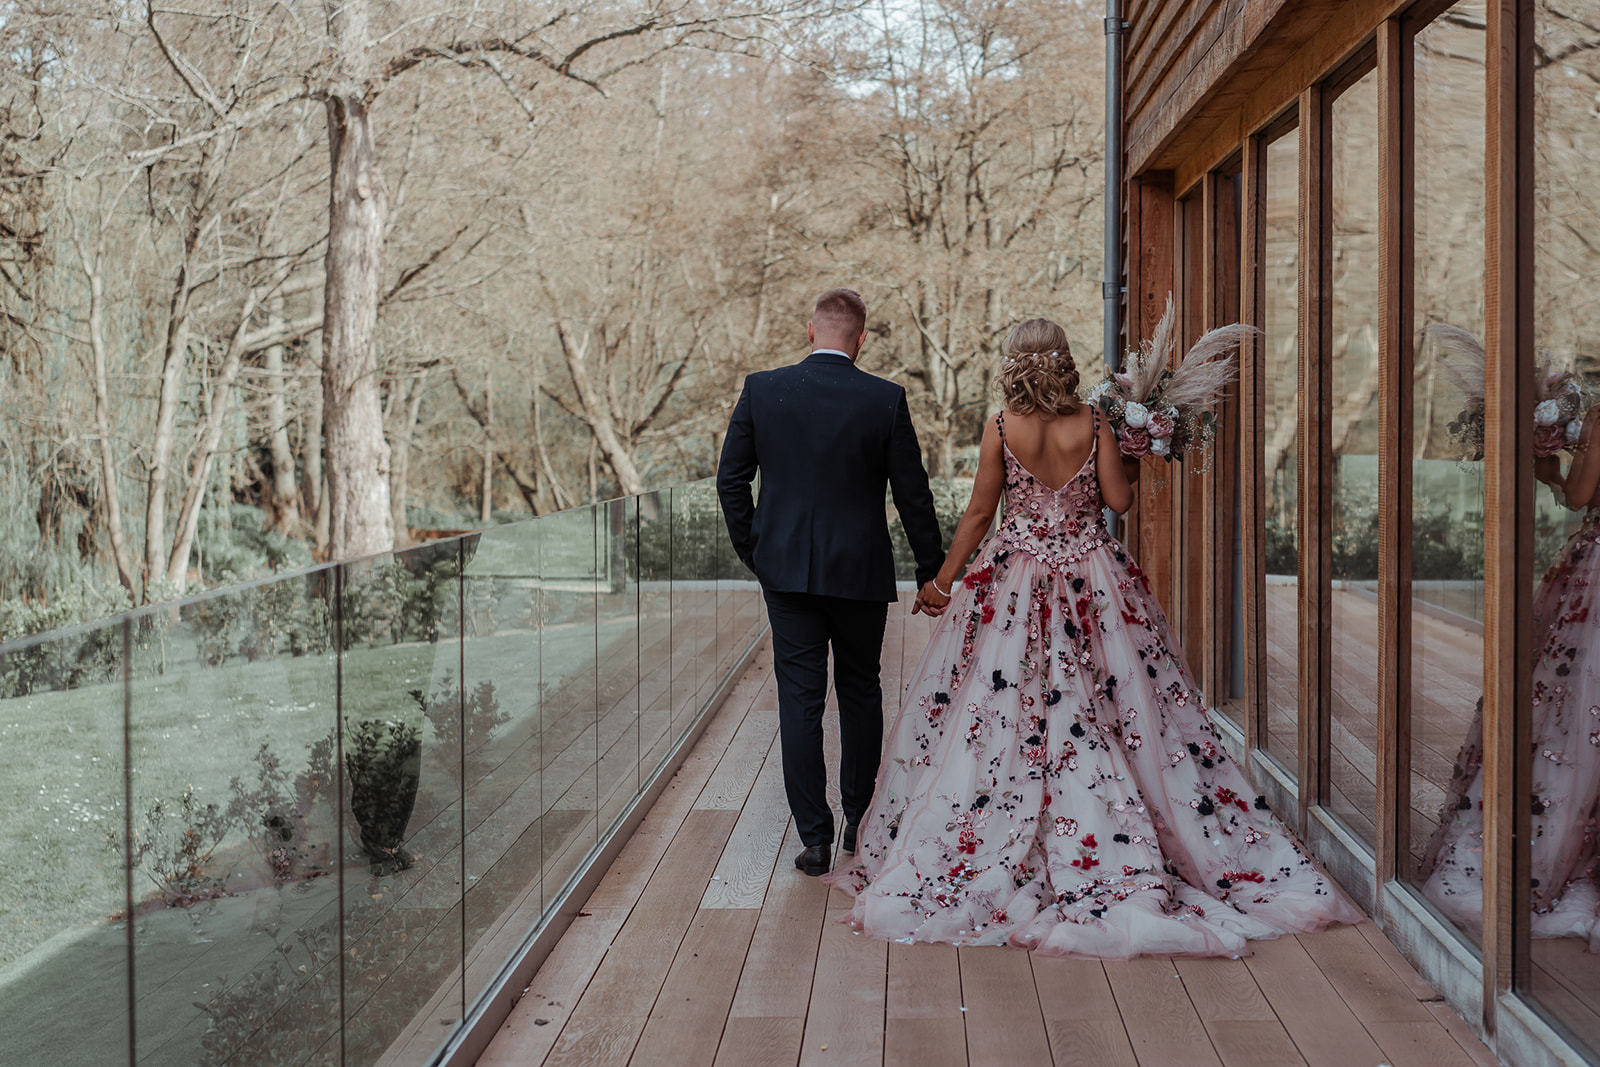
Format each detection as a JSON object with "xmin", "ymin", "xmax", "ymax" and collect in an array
[{"xmin": 1118, "ymin": 1, "xmax": 1600, "ymax": 1064}]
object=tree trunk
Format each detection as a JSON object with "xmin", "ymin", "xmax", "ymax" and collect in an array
[
  {"xmin": 167, "ymin": 294, "xmax": 259, "ymax": 590},
  {"xmin": 302, "ymin": 330, "xmax": 332, "ymax": 556},
  {"xmin": 322, "ymin": 92, "xmax": 394, "ymax": 561},
  {"xmin": 480, "ymin": 363, "xmax": 493, "ymax": 522},
  {"xmin": 145, "ymin": 250, "xmax": 195, "ymax": 591},
  {"xmin": 79, "ymin": 251, "xmax": 137, "ymax": 596},
  {"xmin": 389, "ymin": 369, "xmax": 426, "ymax": 546},
  {"xmin": 264, "ymin": 297, "xmax": 303, "ymax": 534},
  {"xmin": 554, "ymin": 324, "xmax": 646, "ymax": 497}
]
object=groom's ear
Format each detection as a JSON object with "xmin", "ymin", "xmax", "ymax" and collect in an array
[
  {"xmin": 807, "ymin": 321, "xmax": 817, "ymax": 347},
  {"xmin": 854, "ymin": 329, "xmax": 867, "ymax": 356}
]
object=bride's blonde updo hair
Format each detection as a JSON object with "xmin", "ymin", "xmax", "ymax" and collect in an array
[{"xmin": 996, "ymin": 318, "xmax": 1080, "ymax": 418}]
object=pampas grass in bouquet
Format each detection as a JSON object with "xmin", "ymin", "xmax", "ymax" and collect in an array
[{"xmin": 1088, "ymin": 294, "xmax": 1253, "ymax": 464}]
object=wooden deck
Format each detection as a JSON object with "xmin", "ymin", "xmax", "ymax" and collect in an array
[{"xmin": 476, "ymin": 594, "xmax": 1500, "ymax": 1067}]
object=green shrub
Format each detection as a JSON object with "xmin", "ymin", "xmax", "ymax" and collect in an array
[
  {"xmin": 111, "ymin": 785, "xmax": 238, "ymax": 909},
  {"xmin": 414, "ymin": 676, "xmax": 508, "ymax": 788},
  {"xmin": 0, "ymin": 589, "xmax": 127, "ymax": 696}
]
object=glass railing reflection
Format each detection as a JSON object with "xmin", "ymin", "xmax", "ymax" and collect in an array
[{"xmin": 0, "ymin": 478, "xmax": 766, "ymax": 1067}]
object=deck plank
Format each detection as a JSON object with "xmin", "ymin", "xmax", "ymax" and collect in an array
[
  {"xmin": 632, "ymin": 909, "xmax": 760, "ymax": 1065},
  {"xmin": 1298, "ymin": 921, "xmax": 1435, "ymax": 1023},
  {"xmin": 475, "ymin": 908, "xmax": 628, "ymax": 1067},
  {"xmin": 697, "ymin": 704, "xmax": 781, "ymax": 810},
  {"xmin": 959, "ymin": 946, "xmax": 1053, "ymax": 1067},
  {"xmin": 713, "ymin": 1017, "xmax": 804, "ymax": 1067},
  {"xmin": 885, "ymin": 1018, "xmax": 968, "ymax": 1067},
  {"xmin": 1031, "ymin": 956, "xmax": 1138, "ymax": 1067},
  {"xmin": 1173, "ymin": 955, "xmax": 1307, "ymax": 1066},
  {"xmin": 1103, "ymin": 957, "xmax": 1223, "ymax": 1067},
  {"xmin": 726, "ymin": 820, "xmax": 831, "ymax": 1020},
  {"xmin": 884, "ymin": 938, "xmax": 967, "ymax": 1067},
  {"xmin": 544, "ymin": 808, "xmax": 739, "ymax": 1066},
  {"xmin": 886, "ymin": 940, "xmax": 963, "ymax": 1018},
  {"xmin": 798, "ymin": 909, "xmax": 888, "ymax": 1066},
  {"xmin": 701, "ymin": 733, "xmax": 789, "ymax": 910},
  {"xmin": 1362, "ymin": 1020, "xmax": 1482, "ymax": 1067},
  {"xmin": 1242, "ymin": 935, "xmax": 1388, "ymax": 1067},
  {"xmin": 1424, "ymin": 1002, "xmax": 1501, "ymax": 1067}
]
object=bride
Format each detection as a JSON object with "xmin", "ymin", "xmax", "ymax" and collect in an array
[
  {"xmin": 1418, "ymin": 405, "xmax": 1600, "ymax": 944},
  {"xmin": 823, "ymin": 317, "xmax": 1361, "ymax": 959}
]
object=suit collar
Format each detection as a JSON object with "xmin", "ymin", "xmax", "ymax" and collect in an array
[{"xmin": 806, "ymin": 350, "xmax": 856, "ymax": 366}]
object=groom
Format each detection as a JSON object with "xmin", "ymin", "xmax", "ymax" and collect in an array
[{"xmin": 717, "ymin": 288, "xmax": 945, "ymax": 876}]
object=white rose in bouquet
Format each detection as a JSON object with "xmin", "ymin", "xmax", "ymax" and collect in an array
[
  {"xmin": 1149, "ymin": 436, "xmax": 1171, "ymax": 457},
  {"xmin": 1534, "ymin": 398, "xmax": 1563, "ymax": 426},
  {"xmin": 1569, "ymin": 419, "xmax": 1585, "ymax": 445},
  {"xmin": 1123, "ymin": 401, "xmax": 1150, "ymax": 429}
]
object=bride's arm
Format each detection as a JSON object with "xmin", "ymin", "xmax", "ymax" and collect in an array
[
  {"xmin": 1563, "ymin": 405, "xmax": 1600, "ymax": 509},
  {"xmin": 1097, "ymin": 415, "xmax": 1134, "ymax": 513},
  {"xmin": 916, "ymin": 418, "xmax": 1005, "ymax": 614}
]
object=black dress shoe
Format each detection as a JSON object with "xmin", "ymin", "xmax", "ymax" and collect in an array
[
  {"xmin": 842, "ymin": 822, "xmax": 859, "ymax": 854},
  {"xmin": 794, "ymin": 844, "xmax": 830, "ymax": 876}
]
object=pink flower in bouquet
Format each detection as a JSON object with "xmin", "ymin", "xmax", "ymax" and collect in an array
[
  {"xmin": 1534, "ymin": 423, "xmax": 1568, "ymax": 457},
  {"xmin": 1146, "ymin": 410, "xmax": 1176, "ymax": 439},
  {"xmin": 1117, "ymin": 427, "xmax": 1151, "ymax": 457}
]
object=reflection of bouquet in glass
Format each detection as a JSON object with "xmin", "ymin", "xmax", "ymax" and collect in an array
[
  {"xmin": 1427, "ymin": 324, "xmax": 1582, "ymax": 461},
  {"xmin": 1088, "ymin": 295, "xmax": 1251, "ymax": 463}
]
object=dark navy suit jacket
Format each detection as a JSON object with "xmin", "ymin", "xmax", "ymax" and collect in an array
[{"xmin": 716, "ymin": 351, "xmax": 945, "ymax": 602}]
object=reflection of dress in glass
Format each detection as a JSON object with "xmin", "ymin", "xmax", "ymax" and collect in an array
[
  {"xmin": 1421, "ymin": 510, "xmax": 1600, "ymax": 943},
  {"xmin": 823, "ymin": 412, "xmax": 1361, "ymax": 959}
]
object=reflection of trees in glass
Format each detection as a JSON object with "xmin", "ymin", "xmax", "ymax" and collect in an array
[
  {"xmin": 1263, "ymin": 131, "xmax": 1299, "ymax": 536},
  {"xmin": 1415, "ymin": 5, "xmax": 1487, "ymax": 461},
  {"xmin": 1536, "ymin": 1, "xmax": 1600, "ymax": 381},
  {"xmin": 1330, "ymin": 70, "xmax": 1382, "ymax": 464}
]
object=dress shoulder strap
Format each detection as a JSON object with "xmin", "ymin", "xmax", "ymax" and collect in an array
[{"xmin": 995, "ymin": 409, "xmax": 1007, "ymax": 444}]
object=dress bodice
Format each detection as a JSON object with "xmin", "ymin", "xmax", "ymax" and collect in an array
[{"xmin": 990, "ymin": 410, "xmax": 1113, "ymax": 569}]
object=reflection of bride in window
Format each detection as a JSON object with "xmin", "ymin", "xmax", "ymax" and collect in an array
[{"xmin": 1419, "ymin": 390, "xmax": 1600, "ymax": 944}]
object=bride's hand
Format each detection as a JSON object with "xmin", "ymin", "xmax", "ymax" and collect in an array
[
  {"xmin": 1535, "ymin": 454, "xmax": 1565, "ymax": 488},
  {"xmin": 913, "ymin": 580, "xmax": 951, "ymax": 617}
]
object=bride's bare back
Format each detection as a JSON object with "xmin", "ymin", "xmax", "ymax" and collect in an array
[{"xmin": 999, "ymin": 405, "xmax": 1098, "ymax": 491}]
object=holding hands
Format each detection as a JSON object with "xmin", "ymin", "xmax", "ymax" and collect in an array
[{"xmin": 913, "ymin": 578, "xmax": 951, "ymax": 617}]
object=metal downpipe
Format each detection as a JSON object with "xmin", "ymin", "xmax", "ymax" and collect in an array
[
  {"xmin": 1104, "ymin": 0, "xmax": 1125, "ymax": 376},
  {"xmin": 1105, "ymin": 0, "xmax": 1126, "ymax": 535}
]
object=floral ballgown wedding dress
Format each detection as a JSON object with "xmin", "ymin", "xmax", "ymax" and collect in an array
[
  {"xmin": 1420, "ymin": 510, "xmax": 1600, "ymax": 944},
  {"xmin": 824, "ymin": 411, "xmax": 1361, "ymax": 959}
]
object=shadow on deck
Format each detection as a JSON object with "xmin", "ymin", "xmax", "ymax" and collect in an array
[{"xmin": 475, "ymin": 595, "xmax": 1500, "ymax": 1067}]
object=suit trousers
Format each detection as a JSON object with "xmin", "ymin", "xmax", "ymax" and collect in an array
[{"xmin": 762, "ymin": 590, "xmax": 890, "ymax": 848}]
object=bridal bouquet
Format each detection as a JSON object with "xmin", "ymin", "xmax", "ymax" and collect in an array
[
  {"xmin": 1088, "ymin": 295, "xmax": 1251, "ymax": 462},
  {"xmin": 1427, "ymin": 324, "xmax": 1583, "ymax": 461}
]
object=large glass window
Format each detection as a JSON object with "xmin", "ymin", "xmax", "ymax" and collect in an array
[
  {"xmin": 1522, "ymin": 0, "xmax": 1600, "ymax": 1048},
  {"xmin": 1404, "ymin": 1, "xmax": 1487, "ymax": 950},
  {"xmin": 1262, "ymin": 127, "xmax": 1301, "ymax": 770},
  {"xmin": 1327, "ymin": 66, "xmax": 1382, "ymax": 845}
]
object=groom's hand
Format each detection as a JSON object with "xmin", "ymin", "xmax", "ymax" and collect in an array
[{"xmin": 913, "ymin": 581, "xmax": 950, "ymax": 617}]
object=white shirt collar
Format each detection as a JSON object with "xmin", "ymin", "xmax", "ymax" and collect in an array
[{"xmin": 811, "ymin": 348, "xmax": 853, "ymax": 361}]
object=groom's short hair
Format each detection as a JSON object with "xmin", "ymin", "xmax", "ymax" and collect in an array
[{"xmin": 813, "ymin": 288, "xmax": 867, "ymax": 336}]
